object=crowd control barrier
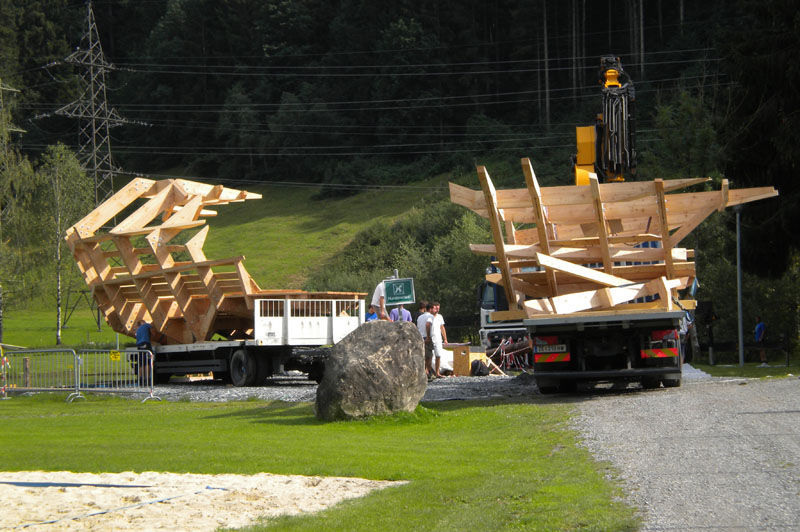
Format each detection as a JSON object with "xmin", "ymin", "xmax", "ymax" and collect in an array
[{"xmin": 0, "ymin": 347, "xmax": 160, "ymax": 402}]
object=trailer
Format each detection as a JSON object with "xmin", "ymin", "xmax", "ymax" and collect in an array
[{"xmin": 155, "ymin": 298, "xmax": 364, "ymax": 386}]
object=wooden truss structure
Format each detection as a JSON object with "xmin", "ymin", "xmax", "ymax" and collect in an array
[
  {"xmin": 450, "ymin": 158, "xmax": 779, "ymax": 320},
  {"xmin": 66, "ymin": 178, "xmax": 363, "ymax": 344}
]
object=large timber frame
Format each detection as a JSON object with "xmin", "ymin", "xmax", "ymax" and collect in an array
[
  {"xmin": 66, "ymin": 178, "xmax": 362, "ymax": 344},
  {"xmin": 450, "ymin": 158, "xmax": 779, "ymax": 320}
]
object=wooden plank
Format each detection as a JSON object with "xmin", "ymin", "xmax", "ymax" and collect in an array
[
  {"xmin": 513, "ymin": 262, "xmax": 695, "ymax": 286},
  {"xmin": 654, "ymin": 179, "xmax": 675, "ymax": 281},
  {"xmin": 478, "ymin": 166, "xmax": 519, "ymax": 309},
  {"xmin": 485, "ymin": 273, "xmax": 554, "ymax": 299},
  {"xmin": 589, "ymin": 174, "xmax": 614, "ymax": 273},
  {"xmin": 112, "ymin": 183, "xmax": 175, "ymax": 234},
  {"xmin": 69, "ymin": 178, "xmax": 156, "ymax": 238},
  {"xmin": 449, "ymin": 182, "xmax": 483, "ymax": 210},
  {"xmin": 490, "ymin": 310, "xmax": 529, "ymax": 321},
  {"xmin": 536, "ymin": 252, "xmax": 632, "ymax": 287},
  {"xmin": 97, "ymin": 256, "xmax": 246, "ymax": 286},
  {"xmin": 522, "ymin": 157, "xmax": 558, "ymax": 295},
  {"xmin": 174, "ymin": 179, "xmax": 262, "ymax": 202},
  {"xmin": 549, "ymin": 277, "xmax": 684, "ymax": 314},
  {"xmin": 719, "ymin": 179, "xmax": 729, "ymax": 212}
]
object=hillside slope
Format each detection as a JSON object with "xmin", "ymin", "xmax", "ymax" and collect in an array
[{"xmin": 192, "ymin": 177, "xmax": 450, "ymax": 289}]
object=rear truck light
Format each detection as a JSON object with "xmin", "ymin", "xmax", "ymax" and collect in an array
[{"xmin": 641, "ymin": 347, "xmax": 679, "ymax": 359}]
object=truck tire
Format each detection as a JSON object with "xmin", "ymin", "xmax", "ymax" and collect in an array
[
  {"xmin": 230, "ymin": 349, "xmax": 257, "ymax": 387},
  {"xmin": 253, "ymin": 355, "xmax": 271, "ymax": 386},
  {"xmin": 661, "ymin": 375, "xmax": 682, "ymax": 388}
]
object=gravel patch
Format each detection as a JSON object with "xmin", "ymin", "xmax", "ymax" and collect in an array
[
  {"xmin": 571, "ymin": 372, "xmax": 800, "ymax": 531},
  {"xmin": 150, "ymin": 372, "xmax": 539, "ymax": 403}
]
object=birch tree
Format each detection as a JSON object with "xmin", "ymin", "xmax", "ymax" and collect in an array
[{"xmin": 34, "ymin": 144, "xmax": 92, "ymax": 345}]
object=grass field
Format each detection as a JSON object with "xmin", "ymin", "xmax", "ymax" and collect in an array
[
  {"xmin": 0, "ymin": 394, "xmax": 638, "ymax": 531},
  {"xmin": 2, "ymin": 307, "xmax": 122, "ymax": 349}
]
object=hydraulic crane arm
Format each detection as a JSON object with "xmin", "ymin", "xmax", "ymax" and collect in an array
[{"xmin": 574, "ymin": 55, "xmax": 637, "ymax": 185}]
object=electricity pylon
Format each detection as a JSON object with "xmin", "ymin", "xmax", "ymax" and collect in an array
[{"xmin": 55, "ymin": 0, "xmax": 126, "ymax": 205}]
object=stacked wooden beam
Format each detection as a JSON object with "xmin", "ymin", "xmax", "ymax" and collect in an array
[
  {"xmin": 66, "ymin": 178, "xmax": 363, "ymax": 344},
  {"xmin": 450, "ymin": 158, "xmax": 779, "ymax": 320}
]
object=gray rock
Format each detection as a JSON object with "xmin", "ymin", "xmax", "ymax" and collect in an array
[{"xmin": 315, "ymin": 320, "xmax": 427, "ymax": 421}]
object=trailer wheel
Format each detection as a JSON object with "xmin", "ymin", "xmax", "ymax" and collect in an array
[
  {"xmin": 230, "ymin": 349, "xmax": 257, "ymax": 387},
  {"xmin": 661, "ymin": 375, "xmax": 682, "ymax": 388},
  {"xmin": 253, "ymin": 356, "xmax": 271, "ymax": 385}
]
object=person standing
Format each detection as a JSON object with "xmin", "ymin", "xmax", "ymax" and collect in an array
[
  {"xmin": 389, "ymin": 304, "xmax": 412, "ymax": 322},
  {"xmin": 426, "ymin": 302, "xmax": 448, "ymax": 378},
  {"xmin": 134, "ymin": 320, "xmax": 155, "ymax": 384},
  {"xmin": 371, "ymin": 280, "xmax": 388, "ymax": 320},
  {"xmin": 365, "ymin": 305, "xmax": 378, "ymax": 322},
  {"xmin": 755, "ymin": 317, "xmax": 767, "ymax": 366},
  {"xmin": 416, "ymin": 301, "xmax": 433, "ymax": 379}
]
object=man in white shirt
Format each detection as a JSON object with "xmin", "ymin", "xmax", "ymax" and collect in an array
[
  {"xmin": 426, "ymin": 302, "xmax": 448, "ymax": 378},
  {"xmin": 371, "ymin": 280, "xmax": 387, "ymax": 320},
  {"xmin": 416, "ymin": 301, "xmax": 433, "ymax": 378}
]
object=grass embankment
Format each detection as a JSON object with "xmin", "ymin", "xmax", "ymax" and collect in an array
[
  {"xmin": 694, "ymin": 361, "xmax": 799, "ymax": 379},
  {"xmin": 0, "ymin": 395, "xmax": 638, "ymax": 532},
  {"xmin": 203, "ymin": 179, "xmax": 448, "ymax": 288}
]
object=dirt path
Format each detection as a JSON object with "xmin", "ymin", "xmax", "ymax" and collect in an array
[{"xmin": 573, "ymin": 377, "xmax": 800, "ymax": 531}]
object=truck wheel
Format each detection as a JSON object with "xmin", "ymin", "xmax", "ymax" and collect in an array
[
  {"xmin": 253, "ymin": 356, "xmax": 271, "ymax": 385},
  {"xmin": 230, "ymin": 349, "xmax": 257, "ymax": 387},
  {"xmin": 661, "ymin": 375, "xmax": 682, "ymax": 388}
]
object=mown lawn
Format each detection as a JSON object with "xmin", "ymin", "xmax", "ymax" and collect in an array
[
  {"xmin": 0, "ymin": 394, "xmax": 638, "ymax": 532},
  {"xmin": 1, "ymin": 307, "xmax": 121, "ymax": 349}
]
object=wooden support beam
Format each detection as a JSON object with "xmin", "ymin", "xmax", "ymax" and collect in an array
[
  {"xmin": 719, "ymin": 179, "xmax": 729, "ymax": 212},
  {"xmin": 522, "ymin": 157, "xmax": 559, "ymax": 296},
  {"xmin": 589, "ymin": 174, "xmax": 614, "ymax": 273},
  {"xmin": 549, "ymin": 277, "xmax": 683, "ymax": 314},
  {"xmin": 113, "ymin": 183, "xmax": 175, "ymax": 234},
  {"xmin": 477, "ymin": 166, "xmax": 519, "ymax": 309},
  {"xmin": 654, "ymin": 179, "xmax": 675, "ymax": 282},
  {"xmin": 69, "ymin": 178, "xmax": 156, "ymax": 239},
  {"xmin": 536, "ymin": 252, "xmax": 632, "ymax": 287}
]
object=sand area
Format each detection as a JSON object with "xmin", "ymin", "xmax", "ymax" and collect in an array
[{"xmin": 0, "ymin": 470, "xmax": 400, "ymax": 531}]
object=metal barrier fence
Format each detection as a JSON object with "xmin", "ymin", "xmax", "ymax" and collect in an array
[{"xmin": 0, "ymin": 347, "xmax": 160, "ymax": 403}]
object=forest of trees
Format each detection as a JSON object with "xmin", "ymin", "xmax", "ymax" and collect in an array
[{"xmin": 1, "ymin": 0, "xmax": 798, "ymax": 348}]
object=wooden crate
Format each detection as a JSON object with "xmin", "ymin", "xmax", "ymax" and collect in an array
[{"xmin": 451, "ymin": 346, "xmax": 487, "ymax": 377}]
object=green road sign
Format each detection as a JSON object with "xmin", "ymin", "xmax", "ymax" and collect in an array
[{"xmin": 384, "ymin": 278, "xmax": 415, "ymax": 306}]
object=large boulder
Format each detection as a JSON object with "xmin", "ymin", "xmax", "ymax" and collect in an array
[{"xmin": 315, "ymin": 320, "xmax": 427, "ymax": 421}]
